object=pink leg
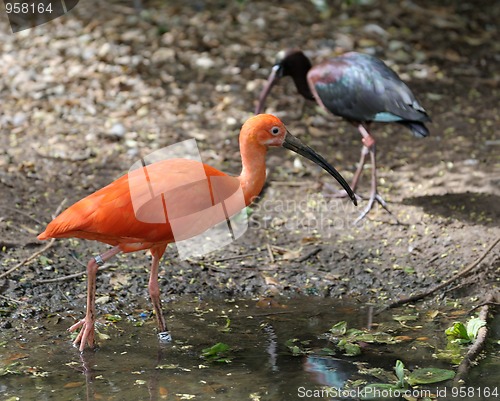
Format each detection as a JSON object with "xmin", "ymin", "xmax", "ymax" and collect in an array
[
  {"xmin": 148, "ymin": 246, "xmax": 170, "ymax": 343},
  {"xmin": 354, "ymin": 125, "xmax": 395, "ymax": 224},
  {"xmin": 69, "ymin": 246, "xmax": 121, "ymax": 352},
  {"xmin": 322, "ymin": 124, "xmax": 373, "ymax": 199},
  {"xmin": 350, "ymin": 145, "xmax": 370, "ymax": 193}
]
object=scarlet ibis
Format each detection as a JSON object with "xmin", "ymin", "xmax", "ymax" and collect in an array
[
  {"xmin": 38, "ymin": 114, "xmax": 356, "ymax": 351},
  {"xmin": 255, "ymin": 49, "xmax": 430, "ymax": 222}
]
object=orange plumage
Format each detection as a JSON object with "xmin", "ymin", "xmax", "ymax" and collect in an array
[{"xmin": 39, "ymin": 160, "xmax": 234, "ymax": 252}]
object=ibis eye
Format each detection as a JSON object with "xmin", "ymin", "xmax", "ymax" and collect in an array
[{"xmin": 271, "ymin": 126, "xmax": 280, "ymax": 135}]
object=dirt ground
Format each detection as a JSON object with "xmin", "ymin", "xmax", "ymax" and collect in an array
[{"xmin": 0, "ymin": 0, "xmax": 499, "ymax": 326}]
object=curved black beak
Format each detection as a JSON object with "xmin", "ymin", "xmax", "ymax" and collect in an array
[
  {"xmin": 283, "ymin": 132, "xmax": 357, "ymax": 206},
  {"xmin": 255, "ymin": 64, "xmax": 281, "ymax": 115}
]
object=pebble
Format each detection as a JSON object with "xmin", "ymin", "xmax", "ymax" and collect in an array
[
  {"xmin": 12, "ymin": 112, "xmax": 27, "ymax": 126},
  {"xmin": 110, "ymin": 123, "xmax": 126, "ymax": 138},
  {"xmin": 196, "ymin": 56, "xmax": 215, "ymax": 69}
]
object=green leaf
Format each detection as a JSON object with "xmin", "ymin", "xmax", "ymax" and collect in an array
[
  {"xmin": 221, "ymin": 317, "xmax": 231, "ymax": 333},
  {"xmin": 285, "ymin": 338, "xmax": 310, "ymax": 356},
  {"xmin": 39, "ymin": 255, "xmax": 52, "ymax": 266},
  {"xmin": 392, "ymin": 314, "xmax": 418, "ymax": 322},
  {"xmin": 407, "ymin": 368, "xmax": 455, "ymax": 385},
  {"xmin": 394, "ymin": 360, "xmax": 405, "ymax": 387},
  {"xmin": 0, "ymin": 362, "xmax": 22, "ymax": 376},
  {"xmin": 104, "ymin": 314, "xmax": 122, "ymax": 322},
  {"xmin": 434, "ymin": 340, "xmax": 464, "ymax": 364},
  {"xmin": 358, "ymin": 367, "xmax": 398, "ymax": 383},
  {"xmin": 338, "ymin": 339, "xmax": 361, "ymax": 356},
  {"xmin": 350, "ymin": 332, "xmax": 397, "ymax": 344},
  {"xmin": 344, "ymin": 343, "xmax": 361, "ymax": 356},
  {"xmin": 466, "ymin": 317, "xmax": 486, "ymax": 341},
  {"xmin": 346, "ymin": 328, "xmax": 366, "ymax": 337},
  {"xmin": 445, "ymin": 322, "xmax": 470, "ymax": 342},
  {"xmin": 201, "ymin": 342, "xmax": 233, "ymax": 362},
  {"xmin": 329, "ymin": 321, "xmax": 348, "ymax": 336},
  {"xmin": 201, "ymin": 342, "xmax": 230, "ymax": 358},
  {"xmin": 318, "ymin": 347, "xmax": 336, "ymax": 356}
]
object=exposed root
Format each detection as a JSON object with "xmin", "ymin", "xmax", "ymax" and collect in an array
[{"xmin": 454, "ymin": 293, "xmax": 497, "ymax": 384}]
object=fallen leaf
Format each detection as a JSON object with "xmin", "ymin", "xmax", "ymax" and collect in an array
[
  {"xmin": 64, "ymin": 382, "xmax": 84, "ymax": 389},
  {"xmin": 264, "ymin": 276, "xmax": 279, "ymax": 286},
  {"xmin": 255, "ymin": 297, "xmax": 285, "ymax": 308}
]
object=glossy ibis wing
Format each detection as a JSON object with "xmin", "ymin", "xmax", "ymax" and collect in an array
[{"xmin": 307, "ymin": 53, "xmax": 430, "ymax": 126}]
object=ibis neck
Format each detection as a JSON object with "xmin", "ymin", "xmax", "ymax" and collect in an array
[
  {"xmin": 290, "ymin": 71, "xmax": 315, "ymax": 101},
  {"xmin": 238, "ymin": 137, "xmax": 267, "ymax": 206},
  {"xmin": 283, "ymin": 55, "xmax": 315, "ymax": 101}
]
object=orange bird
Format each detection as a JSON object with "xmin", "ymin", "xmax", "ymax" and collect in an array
[{"xmin": 38, "ymin": 114, "xmax": 356, "ymax": 351}]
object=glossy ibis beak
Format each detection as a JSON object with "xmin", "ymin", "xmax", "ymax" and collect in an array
[
  {"xmin": 283, "ymin": 131, "xmax": 357, "ymax": 206},
  {"xmin": 255, "ymin": 64, "xmax": 281, "ymax": 115}
]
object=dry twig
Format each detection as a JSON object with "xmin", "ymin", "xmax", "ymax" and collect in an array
[
  {"xmin": 267, "ymin": 243, "xmax": 275, "ymax": 263},
  {"xmin": 297, "ymin": 246, "xmax": 321, "ymax": 263},
  {"xmin": 35, "ymin": 265, "xmax": 113, "ymax": 284},
  {"xmin": 0, "ymin": 205, "xmax": 45, "ymax": 226}
]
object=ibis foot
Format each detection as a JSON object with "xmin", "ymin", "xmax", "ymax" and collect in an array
[
  {"xmin": 69, "ymin": 317, "xmax": 96, "ymax": 352},
  {"xmin": 353, "ymin": 192, "xmax": 398, "ymax": 225}
]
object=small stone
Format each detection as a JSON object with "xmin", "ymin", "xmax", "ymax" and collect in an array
[
  {"xmin": 196, "ymin": 56, "xmax": 215, "ymax": 69},
  {"xmin": 152, "ymin": 48, "xmax": 175, "ymax": 64},
  {"xmin": 110, "ymin": 123, "xmax": 126, "ymax": 138},
  {"xmin": 12, "ymin": 112, "xmax": 27, "ymax": 126}
]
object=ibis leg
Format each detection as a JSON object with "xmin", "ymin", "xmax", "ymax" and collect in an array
[
  {"xmin": 322, "ymin": 144, "xmax": 367, "ymax": 199},
  {"xmin": 353, "ymin": 141, "xmax": 395, "ymax": 224},
  {"xmin": 149, "ymin": 246, "xmax": 171, "ymax": 343},
  {"xmin": 69, "ymin": 246, "xmax": 121, "ymax": 352},
  {"xmin": 350, "ymin": 145, "xmax": 370, "ymax": 192},
  {"xmin": 322, "ymin": 126, "xmax": 372, "ymax": 199}
]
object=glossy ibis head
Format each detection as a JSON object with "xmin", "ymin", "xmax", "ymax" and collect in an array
[
  {"xmin": 243, "ymin": 114, "xmax": 357, "ymax": 205},
  {"xmin": 255, "ymin": 49, "xmax": 313, "ymax": 114}
]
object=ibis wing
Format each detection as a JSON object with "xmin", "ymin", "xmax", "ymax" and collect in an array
[
  {"xmin": 309, "ymin": 53, "xmax": 429, "ymax": 123},
  {"xmin": 39, "ymin": 159, "xmax": 242, "ymax": 245}
]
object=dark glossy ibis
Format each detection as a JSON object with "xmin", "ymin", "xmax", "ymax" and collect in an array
[{"xmin": 255, "ymin": 49, "xmax": 430, "ymax": 223}]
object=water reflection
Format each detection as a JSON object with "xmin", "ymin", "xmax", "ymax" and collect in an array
[
  {"xmin": 0, "ymin": 297, "xmax": 496, "ymax": 401},
  {"xmin": 304, "ymin": 356, "xmax": 356, "ymax": 389}
]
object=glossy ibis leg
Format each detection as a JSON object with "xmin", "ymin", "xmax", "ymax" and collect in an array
[
  {"xmin": 323, "ymin": 143, "xmax": 366, "ymax": 199},
  {"xmin": 69, "ymin": 246, "xmax": 121, "ymax": 352},
  {"xmin": 322, "ymin": 122, "xmax": 374, "ymax": 198},
  {"xmin": 349, "ymin": 144, "xmax": 370, "ymax": 193},
  {"xmin": 149, "ymin": 245, "xmax": 171, "ymax": 343},
  {"xmin": 353, "ymin": 124, "xmax": 395, "ymax": 224}
]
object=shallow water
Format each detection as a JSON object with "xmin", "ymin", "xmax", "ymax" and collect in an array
[{"xmin": 0, "ymin": 297, "xmax": 498, "ymax": 401}]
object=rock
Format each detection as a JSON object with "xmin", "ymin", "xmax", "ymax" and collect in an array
[{"xmin": 109, "ymin": 123, "xmax": 126, "ymax": 138}]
